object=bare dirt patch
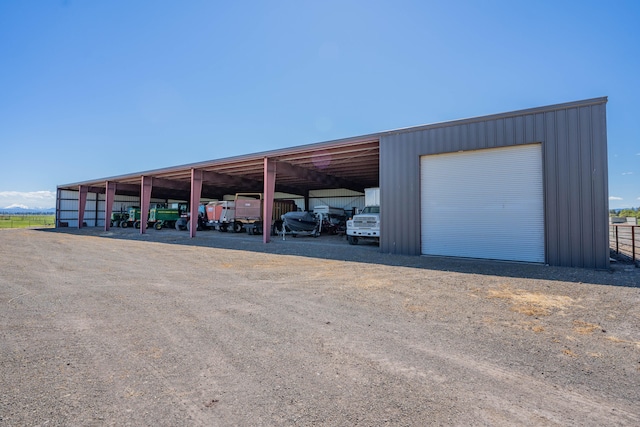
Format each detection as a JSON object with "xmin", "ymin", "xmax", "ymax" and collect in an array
[
  {"xmin": 1, "ymin": 228, "xmax": 639, "ymax": 426},
  {"xmin": 487, "ymin": 285, "xmax": 574, "ymax": 316}
]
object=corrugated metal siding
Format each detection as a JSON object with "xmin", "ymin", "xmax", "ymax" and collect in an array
[
  {"xmin": 307, "ymin": 189, "xmax": 366, "ymax": 213},
  {"xmin": 56, "ymin": 190, "xmax": 161, "ymax": 228},
  {"xmin": 380, "ymin": 98, "xmax": 608, "ymax": 268}
]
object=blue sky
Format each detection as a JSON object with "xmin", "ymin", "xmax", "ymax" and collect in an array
[{"xmin": 0, "ymin": 0, "xmax": 638, "ymax": 209}]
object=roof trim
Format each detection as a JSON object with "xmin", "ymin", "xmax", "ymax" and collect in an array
[{"xmin": 377, "ymin": 96, "xmax": 608, "ymax": 137}]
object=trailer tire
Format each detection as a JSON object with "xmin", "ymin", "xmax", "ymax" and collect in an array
[
  {"xmin": 271, "ymin": 220, "xmax": 283, "ymax": 236},
  {"xmin": 347, "ymin": 236, "xmax": 358, "ymax": 245}
]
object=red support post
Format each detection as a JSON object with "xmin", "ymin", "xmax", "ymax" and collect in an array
[
  {"xmin": 78, "ymin": 185, "xmax": 88, "ymax": 228},
  {"xmin": 263, "ymin": 157, "xmax": 276, "ymax": 244},
  {"xmin": 140, "ymin": 176, "xmax": 152, "ymax": 235},
  {"xmin": 190, "ymin": 169, "xmax": 203, "ymax": 238},
  {"xmin": 104, "ymin": 181, "xmax": 116, "ymax": 231}
]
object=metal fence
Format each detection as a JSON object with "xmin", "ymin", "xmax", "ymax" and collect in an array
[
  {"xmin": 610, "ymin": 224, "xmax": 638, "ymax": 264},
  {"xmin": 0, "ymin": 215, "xmax": 55, "ymax": 229}
]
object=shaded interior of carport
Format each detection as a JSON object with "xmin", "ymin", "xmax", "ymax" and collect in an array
[{"xmin": 57, "ymin": 136, "xmax": 380, "ymax": 242}]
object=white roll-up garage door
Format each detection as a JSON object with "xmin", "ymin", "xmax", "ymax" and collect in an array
[{"xmin": 420, "ymin": 144, "xmax": 544, "ymax": 263}]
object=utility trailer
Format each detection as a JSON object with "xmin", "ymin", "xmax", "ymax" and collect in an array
[
  {"xmin": 205, "ymin": 200, "xmax": 243, "ymax": 232},
  {"xmin": 234, "ymin": 193, "xmax": 298, "ymax": 235}
]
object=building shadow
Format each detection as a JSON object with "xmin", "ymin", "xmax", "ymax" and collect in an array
[{"xmin": 40, "ymin": 227, "xmax": 640, "ymax": 289}]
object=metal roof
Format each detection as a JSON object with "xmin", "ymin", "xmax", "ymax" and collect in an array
[
  {"xmin": 58, "ymin": 133, "xmax": 381, "ymax": 200},
  {"xmin": 58, "ymin": 97, "xmax": 607, "ymax": 201}
]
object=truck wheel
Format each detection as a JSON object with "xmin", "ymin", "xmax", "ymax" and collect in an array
[
  {"xmin": 233, "ymin": 222, "xmax": 243, "ymax": 233},
  {"xmin": 154, "ymin": 222, "xmax": 162, "ymax": 230},
  {"xmin": 347, "ymin": 236, "xmax": 358, "ymax": 245}
]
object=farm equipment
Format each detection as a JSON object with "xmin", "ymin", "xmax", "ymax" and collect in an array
[
  {"xmin": 174, "ymin": 203, "xmax": 209, "ymax": 231},
  {"xmin": 148, "ymin": 207, "xmax": 181, "ymax": 230},
  {"xmin": 109, "ymin": 210, "xmax": 130, "ymax": 227},
  {"xmin": 206, "ymin": 200, "xmax": 243, "ymax": 232},
  {"xmin": 234, "ymin": 193, "xmax": 298, "ymax": 235},
  {"xmin": 121, "ymin": 207, "xmax": 142, "ymax": 228}
]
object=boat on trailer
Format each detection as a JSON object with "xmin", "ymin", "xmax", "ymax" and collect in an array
[{"xmin": 281, "ymin": 211, "xmax": 321, "ymax": 237}]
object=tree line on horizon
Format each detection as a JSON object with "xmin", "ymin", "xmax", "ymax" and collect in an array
[{"xmin": 610, "ymin": 207, "xmax": 640, "ymax": 219}]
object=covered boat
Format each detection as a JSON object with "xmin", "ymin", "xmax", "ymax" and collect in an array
[{"xmin": 281, "ymin": 211, "xmax": 320, "ymax": 236}]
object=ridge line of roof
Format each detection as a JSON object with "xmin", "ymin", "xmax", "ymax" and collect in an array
[{"xmin": 58, "ymin": 97, "xmax": 607, "ymax": 188}]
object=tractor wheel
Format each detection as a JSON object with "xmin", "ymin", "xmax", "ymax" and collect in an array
[
  {"xmin": 186, "ymin": 221, "xmax": 191, "ymax": 231},
  {"xmin": 121, "ymin": 221, "xmax": 129, "ymax": 228},
  {"xmin": 347, "ymin": 236, "xmax": 358, "ymax": 245},
  {"xmin": 175, "ymin": 218, "xmax": 186, "ymax": 230},
  {"xmin": 110, "ymin": 220, "xmax": 114, "ymax": 227},
  {"xmin": 134, "ymin": 221, "xmax": 141, "ymax": 229},
  {"xmin": 154, "ymin": 222, "xmax": 163, "ymax": 230}
]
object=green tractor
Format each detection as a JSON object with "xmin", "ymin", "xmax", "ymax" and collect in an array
[
  {"xmin": 148, "ymin": 207, "xmax": 181, "ymax": 230},
  {"xmin": 109, "ymin": 211, "xmax": 130, "ymax": 227},
  {"xmin": 121, "ymin": 207, "xmax": 142, "ymax": 228}
]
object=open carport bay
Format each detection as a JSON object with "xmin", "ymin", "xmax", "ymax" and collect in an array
[{"xmin": 1, "ymin": 228, "xmax": 639, "ymax": 426}]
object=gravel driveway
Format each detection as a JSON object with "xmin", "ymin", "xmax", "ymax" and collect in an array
[{"xmin": 1, "ymin": 227, "xmax": 639, "ymax": 426}]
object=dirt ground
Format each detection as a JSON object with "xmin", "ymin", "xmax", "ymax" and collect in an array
[{"xmin": 1, "ymin": 227, "xmax": 639, "ymax": 426}]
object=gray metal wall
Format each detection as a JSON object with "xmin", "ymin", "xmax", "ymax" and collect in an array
[{"xmin": 379, "ymin": 98, "xmax": 609, "ymax": 269}]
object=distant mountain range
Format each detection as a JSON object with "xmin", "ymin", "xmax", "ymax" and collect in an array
[{"xmin": 1, "ymin": 206, "xmax": 56, "ymax": 214}]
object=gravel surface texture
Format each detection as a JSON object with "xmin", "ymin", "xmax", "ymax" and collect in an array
[{"xmin": 1, "ymin": 227, "xmax": 639, "ymax": 426}]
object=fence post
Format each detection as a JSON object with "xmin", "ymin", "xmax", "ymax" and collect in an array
[
  {"xmin": 632, "ymin": 226, "xmax": 636, "ymax": 264},
  {"xmin": 615, "ymin": 225, "xmax": 619, "ymax": 254}
]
